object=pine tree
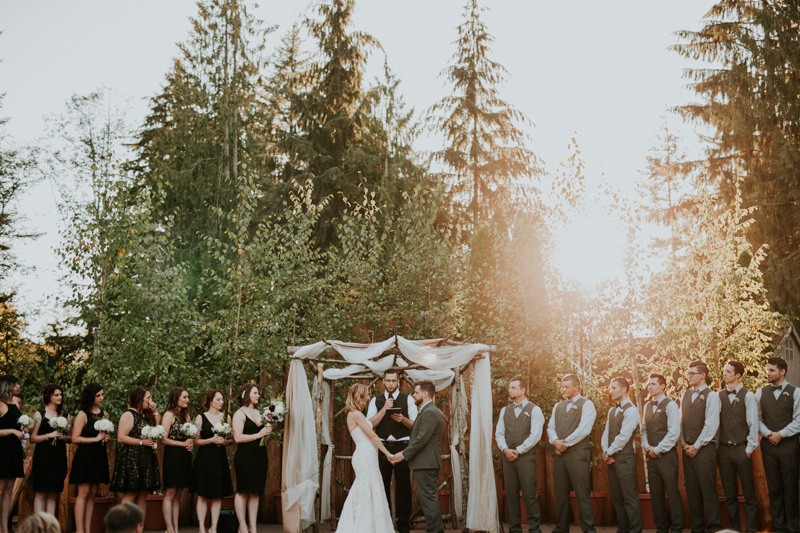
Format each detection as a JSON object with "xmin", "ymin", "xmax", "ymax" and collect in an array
[
  {"xmin": 673, "ymin": 0, "xmax": 800, "ymax": 315},
  {"xmin": 429, "ymin": 0, "xmax": 541, "ymax": 225},
  {"xmin": 137, "ymin": 0, "xmax": 274, "ymax": 272}
]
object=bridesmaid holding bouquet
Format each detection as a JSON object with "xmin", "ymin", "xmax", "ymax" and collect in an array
[
  {"xmin": 193, "ymin": 389, "xmax": 233, "ymax": 533},
  {"xmin": 30, "ymin": 383, "xmax": 69, "ymax": 515},
  {"xmin": 161, "ymin": 387, "xmax": 194, "ymax": 533}
]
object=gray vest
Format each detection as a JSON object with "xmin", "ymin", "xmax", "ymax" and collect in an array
[
  {"xmin": 760, "ymin": 383, "xmax": 796, "ymax": 432},
  {"xmin": 644, "ymin": 397, "xmax": 672, "ymax": 448},
  {"xmin": 503, "ymin": 402, "xmax": 537, "ymax": 454},
  {"xmin": 607, "ymin": 402, "xmax": 635, "ymax": 455},
  {"xmin": 719, "ymin": 387, "xmax": 748, "ymax": 445},
  {"xmin": 681, "ymin": 387, "xmax": 712, "ymax": 444},
  {"xmin": 554, "ymin": 397, "xmax": 590, "ymax": 450}
]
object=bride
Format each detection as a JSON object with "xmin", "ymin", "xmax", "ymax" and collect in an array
[{"xmin": 337, "ymin": 383, "xmax": 395, "ymax": 532}]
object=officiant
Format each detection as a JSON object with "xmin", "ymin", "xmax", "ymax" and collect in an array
[{"xmin": 367, "ymin": 370, "xmax": 418, "ymax": 533}]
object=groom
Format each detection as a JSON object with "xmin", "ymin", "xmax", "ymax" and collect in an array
[{"xmin": 390, "ymin": 380, "xmax": 444, "ymax": 533}]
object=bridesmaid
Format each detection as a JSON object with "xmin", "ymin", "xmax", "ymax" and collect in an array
[
  {"xmin": 161, "ymin": 387, "xmax": 194, "ymax": 533},
  {"xmin": 232, "ymin": 384, "xmax": 271, "ymax": 533},
  {"xmin": 193, "ymin": 389, "xmax": 233, "ymax": 533},
  {"xmin": 70, "ymin": 383, "xmax": 111, "ymax": 533},
  {"xmin": 30, "ymin": 383, "xmax": 70, "ymax": 514},
  {"xmin": 110, "ymin": 387, "xmax": 161, "ymax": 521},
  {"xmin": 0, "ymin": 375, "xmax": 24, "ymax": 533}
]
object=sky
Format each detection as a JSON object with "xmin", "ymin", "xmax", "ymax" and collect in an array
[{"xmin": 1, "ymin": 1, "xmax": 713, "ymax": 338}]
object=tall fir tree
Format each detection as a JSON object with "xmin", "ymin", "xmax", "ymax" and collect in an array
[
  {"xmin": 428, "ymin": 0, "xmax": 541, "ymax": 225},
  {"xmin": 673, "ymin": 0, "xmax": 800, "ymax": 316},
  {"xmin": 136, "ymin": 0, "xmax": 274, "ymax": 286}
]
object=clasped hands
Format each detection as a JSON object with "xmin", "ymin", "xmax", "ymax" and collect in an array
[
  {"xmin": 553, "ymin": 439, "xmax": 568, "ymax": 455},
  {"xmin": 386, "ymin": 452, "xmax": 404, "ymax": 464}
]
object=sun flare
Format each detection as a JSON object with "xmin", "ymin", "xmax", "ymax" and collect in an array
[{"xmin": 552, "ymin": 210, "xmax": 627, "ymax": 288}]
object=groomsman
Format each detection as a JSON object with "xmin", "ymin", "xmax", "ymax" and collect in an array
[
  {"xmin": 547, "ymin": 374, "xmax": 596, "ymax": 533},
  {"xmin": 495, "ymin": 377, "xmax": 544, "ymax": 533},
  {"xmin": 755, "ymin": 356, "xmax": 800, "ymax": 533},
  {"xmin": 717, "ymin": 360, "xmax": 759, "ymax": 533},
  {"xmin": 641, "ymin": 373, "xmax": 683, "ymax": 533},
  {"xmin": 367, "ymin": 370, "xmax": 417, "ymax": 533},
  {"xmin": 681, "ymin": 360, "xmax": 723, "ymax": 533},
  {"xmin": 601, "ymin": 377, "xmax": 642, "ymax": 533}
]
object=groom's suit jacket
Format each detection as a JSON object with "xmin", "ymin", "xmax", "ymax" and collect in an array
[{"xmin": 402, "ymin": 401, "xmax": 444, "ymax": 470}]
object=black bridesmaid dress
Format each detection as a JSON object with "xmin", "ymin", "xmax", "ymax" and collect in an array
[
  {"xmin": 233, "ymin": 413, "xmax": 267, "ymax": 493},
  {"xmin": 0, "ymin": 401, "xmax": 23, "ymax": 479},
  {"xmin": 110, "ymin": 409, "xmax": 160, "ymax": 492},
  {"xmin": 32, "ymin": 409, "xmax": 68, "ymax": 492},
  {"xmin": 192, "ymin": 414, "xmax": 233, "ymax": 498},
  {"xmin": 162, "ymin": 418, "xmax": 193, "ymax": 488},
  {"xmin": 69, "ymin": 410, "xmax": 110, "ymax": 485}
]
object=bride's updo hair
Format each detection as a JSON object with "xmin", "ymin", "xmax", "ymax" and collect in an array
[{"xmin": 345, "ymin": 383, "xmax": 370, "ymax": 412}]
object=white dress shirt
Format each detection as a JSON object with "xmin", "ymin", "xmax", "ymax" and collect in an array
[
  {"xmin": 495, "ymin": 399, "xmax": 545, "ymax": 455},
  {"xmin": 601, "ymin": 398, "xmax": 640, "ymax": 456},
  {"xmin": 640, "ymin": 394, "xmax": 680, "ymax": 454},
  {"xmin": 546, "ymin": 394, "xmax": 596, "ymax": 448},
  {"xmin": 680, "ymin": 384, "xmax": 721, "ymax": 448},
  {"xmin": 366, "ymin": 390, "xmax": 418, "ymax": 441},
  {"xmin": 721, "ymin": 384, "xmax": 759, "ymax": 456},
  {"xmin": 755, "ymin": 381, "xmax": 800, "ymax": 438}
]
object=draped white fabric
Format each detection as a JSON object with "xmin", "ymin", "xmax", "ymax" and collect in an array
[
  {"xmin": 466, "ymin": 354, "xmax": 499, "ymax": 532},
  {"xmin": 285, "ymin": 335, "xmax": 496, "ymax": 531},
  {"xmin": 282, "ymin": 360, "xmax": 319, "ymax": 532}
]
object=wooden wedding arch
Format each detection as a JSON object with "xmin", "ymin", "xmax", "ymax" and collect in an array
[{"xmin": 279, "ymin": 335, "xmax": 500, "ymax": 533}]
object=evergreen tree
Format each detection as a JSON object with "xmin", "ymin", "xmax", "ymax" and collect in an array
[
  {"xmin": 429, "ymin": 0, "xmax": 541, "ymax": 225},
  {"xmin": 673, "ymin": 0, "xmax": 800, "ymax": 315},
  {"xmin": 137, "ymin": 0, "xmax": 274, "ymax": 278}
]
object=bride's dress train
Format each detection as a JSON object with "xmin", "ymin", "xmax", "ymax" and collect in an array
[{"xmin": 336, "ymin": 422, "xmax": 394, "ymax": 532}]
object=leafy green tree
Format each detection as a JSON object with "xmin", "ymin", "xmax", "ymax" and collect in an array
[
  {"xmin": 644, "ymin": 180, "xmax": 787, "ymax": 392},
  {"xmin": 673, "ymin": 0, "xmax": 800, "ymax": 316},
  {"xmin": 428, "ymin": 0, "xmax": 541, "ymax": 225}
]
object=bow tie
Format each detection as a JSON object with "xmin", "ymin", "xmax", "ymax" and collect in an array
[
  {"xmin": 771, "ymin": 385, "xmax": 783, "ymax": 392},
  {"xmin": 512, "ymin": 403, "xmax": 523, "ymax": 410},
  {"xmin": 649, "ymin": 399, "xmax": 658, "ymax": 406},
  {"xmin": 726, "ymin": 389, "xmax": 737, "ymax": 395}
]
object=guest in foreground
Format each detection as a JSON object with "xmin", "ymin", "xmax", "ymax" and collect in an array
[
  {"xmin": 756, "ymin": 356, "xmax": 800, "ymax": 533},
  {"xmin": 495, "ymin": 377, "xmax": 544, "ymax": 533},
  {"xmin": 641, "ymin": 373, "xmax": 682, "ymax": 533},
  {"xmin": 70, "ymin": 383, "xmax": 111, "ymax": 533},
  {"xmin": 232, "ymin": 383, "xmax": 272, "ymax": 533},
  {"xmin": 547, "ymin": 373, "xmax": 596, "ymax": 533},
  {"xmin": 718, "ymin": 360, "xmax": 759, "ymax": 533},
  {"xmin": 601, "ymin": 377, "xmax": 641, "ymax": 533},
  {"xmin": 104, "ymin": 502, "xmax": 144, "ymax": 533},
  {"xmin": 193, "ymin": 389, "xmax": 233, "ymax": 533},
  {"xmin": 31, "ymin": 384, "xmax": 70, "ymax": 515},
  {"xmin": 0, "ymin": 375, "xmax": 24, "ymax": 533},
  {"xmin": 161, "ymin": 387, "xmax": 194, "ymax": 533},
  {"xmin": 18, "ymin": 511, "xmax": 60, "ymax": 533},
  {"xmin": 110, "ymin": 387, "xmax": 161, "ymax": 522}
]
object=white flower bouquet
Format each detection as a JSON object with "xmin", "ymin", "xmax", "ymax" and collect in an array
[
  {"xmin": 49, "ymin": 416, "xmax": 68, "ymax": 446},
  {"xmin": 141, "ymin": 425, "xmax": 166, "ymax": 441},
  {"xmin": 180, "ymin": 422, "xmax": 198, "ymax": 438},
  {"xmin": 94, "ymin": 419, "xmax": 115, "ymax": 434},
  {"xmin": 262, "ymin": 398, "xmax": 286, "ymax": 424},
  {"xmin": 260, "ymin": 397, "xmax": 287, "ymax": 446},
  {"xmin": 211, "ymin": 422, "xmax": 232, "ymax": 439},
  {"xmin": 18, "ymin": 414, "xmax": 34, "ymax": 432}
]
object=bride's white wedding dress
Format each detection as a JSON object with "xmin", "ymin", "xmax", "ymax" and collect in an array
[{"xmin": 336, "ymin": 421, "xmax": 394, "ymax": 532}]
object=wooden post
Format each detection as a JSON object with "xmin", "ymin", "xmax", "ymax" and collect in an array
[
  {"xmin": 328, "ymin": 379, "xmax": 337, "ymax": 530},
  {"xmin": 455, "ymin": 367, "xmax": 469, "ymax": 527},
  {"xmin": 313, "ymin": 363, "xmax": 323, "ymax": 533}
]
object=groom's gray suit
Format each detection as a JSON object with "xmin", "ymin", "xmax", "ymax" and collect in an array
[{"xmin": 402, "ymin": 400, "xmax": 445, "ymax": 533}]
